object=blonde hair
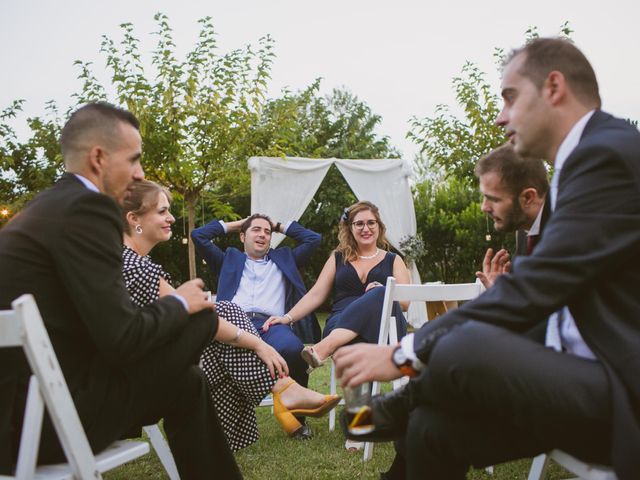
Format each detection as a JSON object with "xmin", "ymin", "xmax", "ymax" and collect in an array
[
  {"xmin": 121, "ymin": 180, "xmax": 172, "ymax": 234},
  {"xmin": 335, "ymin": 201, "xmax": 390, "ymax": 263}
]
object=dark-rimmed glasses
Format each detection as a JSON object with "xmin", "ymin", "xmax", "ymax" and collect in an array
[{"xmin": 351, "ymin": 220, "xmax": 378, "ymax": 230}]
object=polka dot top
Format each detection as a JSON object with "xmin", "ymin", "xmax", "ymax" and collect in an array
[{"xmin": 122, "ymin": 245, "xmax": 172, "ymax": 307}]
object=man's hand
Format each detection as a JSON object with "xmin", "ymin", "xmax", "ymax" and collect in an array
[
  {"xmin": 225, "ymin": 218, "xmax": 248, "ymax": 233},
  {"xmin": 475, "ymin": 248, "xmax": 511, "ymax": 289},
  {"xmin": 175, "ymin": 278, "xmax": 215, "ymax": 314},
  {"xmin": 333, "ymin": 344, "xmax": 402, "ymax": 388}
]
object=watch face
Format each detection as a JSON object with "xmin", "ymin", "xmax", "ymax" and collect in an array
[{"xmin": 393, "ymin": 346, "xmax": 407, "ymax": 366}]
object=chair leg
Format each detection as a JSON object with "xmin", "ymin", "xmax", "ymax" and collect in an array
[
  {"xmin": 15, "ymin": 376, "xmax": 44, "ymax": 480},
  {"xmin": 527, "ymin": 454, "xmax": 550, "ymax": 480},
  {"xmin": 329, "ymin": 361, "xmax": 337, "ymax": 432},
  {"xmin": 143, "ymin": 424, "xmax": 180, "ymax": 480},
  {"xmin": 363, "ymin": 440, "xmax": 374, "ymax": 461}
]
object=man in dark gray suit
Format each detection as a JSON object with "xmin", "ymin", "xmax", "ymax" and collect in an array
[
  {"xmin": 0, "ymin": 103, "xmax": 241, "ymax": 478},
  {"xmin": 335, "ymin": 38, "xmax": 640, "ymax": 479}
]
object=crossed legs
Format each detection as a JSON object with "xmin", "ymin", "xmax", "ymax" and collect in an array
[
  {"xmin": 39, "ymin": 309, "xmax": 241, "ymax": 480},
  {"xmin": 404, "ymin": 321, "xmax": 612, "ymax": 478}
]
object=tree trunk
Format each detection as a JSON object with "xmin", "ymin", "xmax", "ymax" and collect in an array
[{"xmin": 186, "ymin": 194, "xmax": 197, "ymax": 280}]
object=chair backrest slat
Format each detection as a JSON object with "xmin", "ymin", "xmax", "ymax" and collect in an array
[{"xmin": 392, "ymin": 283, "xmax": 483, "ymax": 303}]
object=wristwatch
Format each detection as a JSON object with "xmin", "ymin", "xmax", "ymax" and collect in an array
[{"xmin": 392, "ymin": 345, "xmax": 420, "ymax": 378}]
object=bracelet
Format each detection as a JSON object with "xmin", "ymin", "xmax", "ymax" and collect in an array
[
  {"xmin": 233, "ymin": 328, "xmax": 243, "ymax": 343},
  {"xmin": 284, "ymin": 313, "xmax": 294, "ymax": 325}
]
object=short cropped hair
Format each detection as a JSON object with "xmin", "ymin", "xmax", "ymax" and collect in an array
[
  {"xmin": 505, "ymin": 37, "xmax": 601, "ymax": 109},
  {"xmin": 60, "ymin": 102, "xmax": 140, "ymax": 165},
  {"xmin": 475, "ymin": 143, "xmax": 549, "ymax": 198},
  {"xmin": 241, "ymin": 214, "xmax": 274, "ymax": 234}
]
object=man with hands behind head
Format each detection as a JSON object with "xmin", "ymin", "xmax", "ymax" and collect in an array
[{"xmin": 192, "ymin": 213, "xmax": 322, "ymax": 438}]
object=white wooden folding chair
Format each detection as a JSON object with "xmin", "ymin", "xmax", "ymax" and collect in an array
[
  {"xmin": 527, "ymin": 450, "xmax": 616, "ymax": 480},
  {"xmin": 362, "ymin": 277, "xmax": 483, "ymax": 461},
  {"xmin": 0, "ymin": 294, "xmax": 179, "ymax": 480}
]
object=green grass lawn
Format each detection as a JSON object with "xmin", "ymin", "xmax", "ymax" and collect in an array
[{"xmin": 104, "ymin": 315, "xmax": 571, "ymax": 479}]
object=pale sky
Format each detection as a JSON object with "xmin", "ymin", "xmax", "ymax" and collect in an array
[{"xmin": 2, "ymin": 0, "xmax": 639, "ymax": 160}]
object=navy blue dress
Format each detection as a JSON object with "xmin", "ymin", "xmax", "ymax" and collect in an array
[{"xmin": 323, "ymin": 251, "xmax": 407, "ymax": 343}]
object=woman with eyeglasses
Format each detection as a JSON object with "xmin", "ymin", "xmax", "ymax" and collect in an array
[{"xmin": 263, "ymin": 200, "xmax": 410, "ymax": 376}]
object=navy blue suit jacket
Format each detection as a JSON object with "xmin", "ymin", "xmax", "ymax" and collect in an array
[
  {"xmin": 192, "ymin": 220, "xmax": 322, "ymax": 343},
  {"xmin": 413, "ymin": 111, "xmax": 640, "ymax": 478}
]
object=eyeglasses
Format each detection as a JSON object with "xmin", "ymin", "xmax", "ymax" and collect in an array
[{"xmin": 351, "ymin": 220, "xmax": 378, "ymax": 230}]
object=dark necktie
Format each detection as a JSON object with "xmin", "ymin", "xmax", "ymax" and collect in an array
[{"xmin": 526, "ymin": 234, "xmax": 539, "ymax": 255}]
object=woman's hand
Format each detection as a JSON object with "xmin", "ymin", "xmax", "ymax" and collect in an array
[
  {"xmin": 365, "ymin": 281, "xmax": 384, "ymax": 292},
  {"xmin": 254, "ymin": 341, "xmax": 289, "ymax": 379},
  {"xmin": 262, "ymin": 315, "xmax": 291, "ymax": 332}
]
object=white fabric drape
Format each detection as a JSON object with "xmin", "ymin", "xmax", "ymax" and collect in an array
[{"xmin": 249, "ymin": 156, "xmax": 426, "ymax": 327}]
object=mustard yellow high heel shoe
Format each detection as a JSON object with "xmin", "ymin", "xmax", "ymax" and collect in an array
[
  {"xmin": 273, "ymin": 379, "xmax": 342, "ymax": 435},
  {"xmin": 273, "ymin": 379, "xmax": 304, "ymax": 436}
]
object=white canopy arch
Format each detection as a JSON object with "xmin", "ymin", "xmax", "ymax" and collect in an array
[{"xmin": 249, "ymin": 156, "xmax": 427, "ymax": 327}]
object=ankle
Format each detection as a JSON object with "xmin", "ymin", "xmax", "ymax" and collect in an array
[
  {"xmin": 273, "ymin": 378, "xmax": 296, "ymax": 395},
  {"xmin": 312, "ymin": 344, "xmax": 330, "ymax": 361}
]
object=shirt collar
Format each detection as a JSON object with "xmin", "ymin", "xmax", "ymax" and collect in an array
[
  {"xmin": 72, "ymin": 173, "xmax": 100, "ymax": 193},
  {"xmin": 244, "ymin": 252, "xmax": 270, "ymax": 264},
  {"xmin": 527, "ymin": 201, "xmax": 545, "ymax": 236},
  {"xmin": 554, "ymin": 110, "xmax": 596, "ymax": 176},
  {"xmin": 550, "ymin": 110, "xmax": 595, "ymax": 209}
]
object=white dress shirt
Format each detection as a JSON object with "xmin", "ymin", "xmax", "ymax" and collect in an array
[
  {"xmin": 545, "ymin": 110, "xmax": 597, "ymax": 360},
  {"xmin": 222, "ymin": 220, "xmax": 291, "ymax": 316}
]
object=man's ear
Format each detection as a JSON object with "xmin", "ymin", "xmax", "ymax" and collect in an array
[
  {"xmin": 87, "ymin": 145, "xmax": 106, "ymax": 175},
  {"xmin": 519, "ymin": 187, "xmax": 538, "ymax": 208},
  {"xmin": 544, "ymin": 71, "xmax": 567, "ymax": 106},
  {"xmin": 239, "ymin": 232, "xmax": 245, "ymax": 244}
]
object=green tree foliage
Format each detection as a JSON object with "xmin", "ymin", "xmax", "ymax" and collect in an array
[
  {"xmin": 406, "ymin": 23, "xmax": 573, "ymax": 281},
  {"xmin": 413, "ymin": 177, "xmax": 511, "ymax": 283},
  {"xmin": 0, "ymin": 13, "xmax": 397, "ymax": 287},
  {"xmin": 407, "ymin": 61, "xmax": 508, "ymax": 282},
  {"xmin": 257, "ymin": 83, "xmax": 400, "ymax": 290},
  {"xmin": 0, "ymin": 100, "xmax": 63, "ymax": 221},
  {"xmin": 74, "ymin": 13, "xmax": 276, "ymax": 278}
]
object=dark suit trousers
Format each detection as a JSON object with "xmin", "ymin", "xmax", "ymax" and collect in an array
[
  {"xmin": 38, "ymin": 310, "xmax": 241, "ymax": 480},
  {"xmin": 405, "ymin": 321, "xmax": 612, "ymax": 479}
]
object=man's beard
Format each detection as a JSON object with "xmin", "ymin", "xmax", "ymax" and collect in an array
[{"xmin": 495, "ymin": 199, "xmax": 528, "ymax": 233}]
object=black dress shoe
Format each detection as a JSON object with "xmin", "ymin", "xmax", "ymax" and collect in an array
[
  {"xmin": 291, "ymin": 422, "xmax": 313, "ymax": 440},
  {"xmin": 340, "ymin": 382, "xmax": 417, "ymax": 442}
]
